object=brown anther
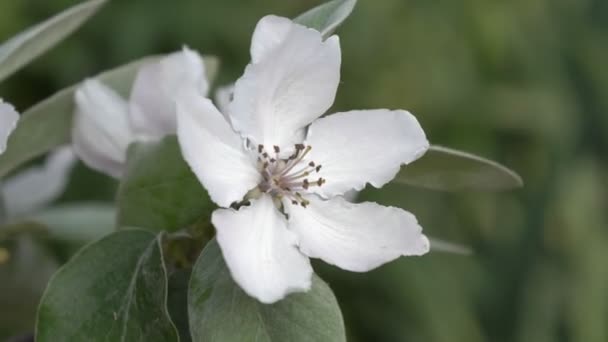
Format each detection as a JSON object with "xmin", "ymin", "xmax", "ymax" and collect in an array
[
  {"xmin": 262, "ymin": 152, "xmax": 269, "ymax": 158},
  {"xmin": 317, "ymin": 178, "xmax": 326, "ymax": 186},
  {"xmin": 292, "ymin": 200, "xmax": 298, "ymax": 205},
  {"xmin": 315, "ymin": 165, "xmax": 322, "ymax": 172},
  {"xmin": 270, "ymin": 158, "xmax": 276, "ymax": 163},
  {"xmin": 262, "ymin": 162, "xmax": 269, "ymax": 169},
  {"xmin": 273, "ymin": 145, "xmax": 280, "ymax": 153},
  {"xmin": 302, "ymin": 179, "xmax": 310, "ymax": 189},
  {"xmin": 258, "ymin": 144, "xmax": 264, "ymax": 153},
  {"xmin": 308, "ymin": 161, "xmax": 315, "ymax": 167},
  {"xmin": 295, "ymin": 143, "xmax": 305, "ymax": 150}
]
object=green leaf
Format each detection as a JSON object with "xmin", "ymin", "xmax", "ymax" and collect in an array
[
  {"xmin": 116, "ymin": 136, "xmax": 213, "ymax": 232},
  {"xmin": 429, "ymin": 238, "xmax": 472, "ymax": 255},
  {"xmin": 294, "ymin": 0, "xmax": 357, "ymax": 38},
  {"xmin": 188, "ymin": 239, "xmax": 346, "ymax": 342},
  {"xmin": 393, "ymin": 145, "xmax": 523, "ymax": 191},
  {"xmin": 26, "ymin": 202, "xmax": 115, "ymax": 244},
  {"xmin": 0, "ymin": 0, "xmax": 107, "ymax": 82},
  {"xmin": 36, "ymin": 230, "xmax": 179, "ymax": 342}
]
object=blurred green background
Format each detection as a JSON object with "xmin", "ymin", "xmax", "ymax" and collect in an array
[{"xmin": 1, "ymin": 0, "xmax": 607, "ymax": 341}]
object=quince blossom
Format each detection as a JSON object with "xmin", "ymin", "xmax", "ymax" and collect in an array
[
  {"xmin": 72, "ymin": 48, "xmax": 208, "ymax": 178},
  {"xmin": 177, "ymin": 16, "xmax": 430, "ymax": 303}
]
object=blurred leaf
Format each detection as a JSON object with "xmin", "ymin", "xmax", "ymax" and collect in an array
[
  {"xmin": 167, "ymin": 269, "xmax": 192, "ymax": 342},
  {"xmin": 393, "ymin": 145, "xmax": 523, "ymax": 192},
  {"xmin": 0, "ymin": 0, "xmax": 107, "ymax": 82},
  {"xmin": 0, "ymin": 55, "xmax": 218, "ymax": 180},
  {"xmin": 294, "ymin": 0, "xmax": 357, "ymax": 38},
  {"xmin": 36, "ymin": 230, "xmax": 179, "ymax": 342},
  {"xmin": 25, "ymin": 202, "xmax": 115, "ymax": 244},
  {"xmin": 116, "ymin": 136, "xmax": 213, "ymax": 232},
  {"xmin": 188, "ymin": 239, "xmax": 346, "ymax": 342},
  {"xmin": 429, "ymin": 237, "xmax": 472, "ymax": 255},
  {"xmin": 0, "ymin": 235, "xmax": 59, "ymax": 340}
]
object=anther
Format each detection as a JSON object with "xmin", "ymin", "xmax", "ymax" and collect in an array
[
  {"xmin": 315, "ymin": 165, "xmax": 322, "ymax": 172},
  {"xmin": 308, "ymin": 161, "xmax": 315, "ymax": 167},
  {"xmin": 258, "ymin": 144, "xmax": 264, "ymax": 153},
  {"xmin": 262, "ymin": 152, "xmax": 269, "ymax": 158},
  {"xmin": 273, "ymin": 145, "xmax": 280, "ymax": 153},
  {"xmin": 270, "ymin": 158, "xmax": 276, "ymax": 163},
  {"xmin": 295, "ymin": 143, "xmax": 305, "ymax": 151},
  {"xmin": 302, "ymin": 179, "xmax": 310, "ymax": 189}
]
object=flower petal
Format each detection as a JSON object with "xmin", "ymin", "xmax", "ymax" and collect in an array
[
  {"xmin": 304, "ymin": 109, "xmax": 429, "ymax": 197},
  {"xmin": 2, "ymin": 147, "xmax": 77, "ymax": 218},
  {"xmin": 212, "ymin": 195, "xmax": 313, "ymax": 303},
  {"xmin": 72, "ymin": 79, "xmax": 134, "ymax": 178},
  {"xmin": 285, "ymin": 195, "xmax": 430, "ymax": 272},
  {"xmin": 229, "ymin": 15, "xmax": 341, "ymax": 151},
  {"xmin": 0, "ymin": 99, "xmax": 19, "ymax": 154},
  {"xmin": 129, "ymin": 47, "xmax": 208, "ymax": 140},
  {"xmin": 214, "ymin": 83, "xmax": 234, "ymax": 119},
  {"xmin": 176, "ymin": 92, "xmax": 260, "ymax": 207}
]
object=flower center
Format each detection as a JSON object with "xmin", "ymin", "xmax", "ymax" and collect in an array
[{"xmin": 257, "ymin": 144, "xmax": 325, "ymax": 208}]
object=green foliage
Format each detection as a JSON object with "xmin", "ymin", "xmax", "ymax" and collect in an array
[
  {"xmin": 294, "ymin": 0, "xmax": 356, "ymax": 38},
  {"xmin": 0, "ymin": 0, "xmax": 107, "ymax": 82},
  {"xmin": 26, "ymin": 202, "xmax": 115, "ymax": 245},
  {"xmin": 116, "ymin": 136, "xmax": 213, "ymax": 232},
  {"xmin": 36, "ymin": 230, "xmax": 179, "ymax": 342},
  {"xmin": 394, "ymin": 145, "xmax": 523, "ymax": 192},
  {"xmin": 188, "ymin": 240, "xmax": 346, "ymax": 342}
]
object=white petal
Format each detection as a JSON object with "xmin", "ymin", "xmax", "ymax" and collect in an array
[
  {"xmin": 285, "ymin": 195, "xmax": 430, "ymax": 272},
  {"xmin": 2, "ymin": 147, "xmax": 77, "ymax": 218},
  {"xmin": 214, "ymin": 83, "xmax": 234, "ymax": 119},
  {"xmin": 176, "ymin": 92, "xmax": 260, "ymax": 207},
  {"xmin": 0, "ymin": 99, "xmax": 19, "ymax": 154},
  {"xmin": 229, "ymin": 15, "xmax": 341, "ymax": 151},
  {"xmin": 250, "ymin": 15, "xmax": 293, "ymax": 63},
  {"xmin": 72, "ymin": 79, "xmax": 134, "ymax": 178},
  {"xmin": 212, "ymin": 195, "xmax": 312, "ymax": 303},
  {"xmin": 129, "ymin": 47, "xmax": 209, "ymax": 140},
  {"xmin": 304, "ymin": 109, "xmax": 429, "ymax": 197}
]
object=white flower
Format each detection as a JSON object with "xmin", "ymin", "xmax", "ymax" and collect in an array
[
  {"xmin": 0, "ymin": 99, "xmax": 19, "ymax": 154},
  {"xmin": 72, "ymin": 47, "xmax": 209, "ymax": 178},
  {"xmin": 0, "ymin": 99, "xmax": 76, "ymax": 219},
  {"xmin": 177, "ymin": 15, "xmax": 430, "ymax": 304},
  {"xmin": 1, "ymin": 147, "xmax": 76, "ymax": 219}
]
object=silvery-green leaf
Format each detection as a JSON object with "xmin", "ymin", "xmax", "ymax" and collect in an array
[
  {"xmin": 25, "ymin": 202, "xmax": 115, "ymax": 244},
  {"xmin": 188, "ymin": 239, "xmax": 346, "ymax": 342},
  {"xmin": 36, "ymin": 230, "xmax": 179, "ymax": 342},
  {"xmin": 394, "ymin": 145, "xmax": 523, "ymax": 191},
  {"xmin": 0, "ymin": 55, "xmax": 219, "ymax": 179},
  {"xmin": 0, "ymin": 0, "xmax": 107, "ymax": 82},
  {"xmin": 116, "ymin": 136, "xmax": 213, "ymax": 233},
  {"xmin": 429, "ymin": 238, "xmax": 472, "ymax": 255},
  {"xmin": 294, "ymin": 0, "xmax": 357, "ymax": 38}
]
